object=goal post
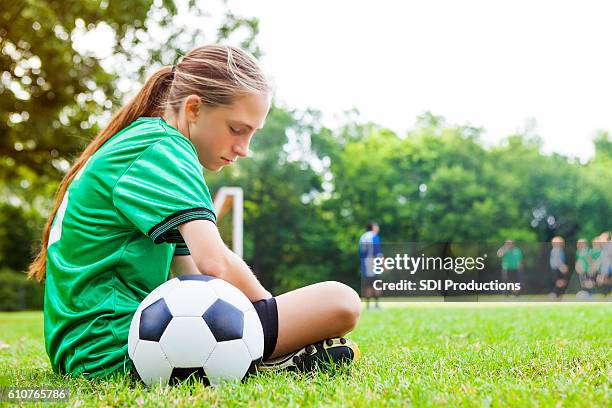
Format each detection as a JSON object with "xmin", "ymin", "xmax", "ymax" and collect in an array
[{"xmin": 213, "ymin": 187, "xmax": 244, "ymax": 258}]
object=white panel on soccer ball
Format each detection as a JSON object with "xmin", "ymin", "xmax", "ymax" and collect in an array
[
  {"xmin": 208, "ymin": 279, "xmax": 252, "ymax": 312},
  {"xmin": 132, "ymin": 340, "xmax": 173, "ymax": 387},
  {"xmin": 204, "ymin": 339, "xmax": 252, "ymax": 386},
  {"xmin": 241, "ymin": 309, "xmax": 264, "ymax": 360},
  {"xmin": 159, "ymin": 317, "xmax": 217, "ymax": 368},
  {"xmin": 163, "ymin": 281, "xmax": 217, "ymax": 317},
  {"xmin": 128, "ymin": 310, "xmax": 141, "ymax": 359},
  {"xmin": 137, "ymin": 278, "xmax": 180, "ymax": 313}
]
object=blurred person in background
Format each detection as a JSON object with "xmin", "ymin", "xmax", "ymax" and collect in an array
[
  {"xmin": 575, "ymin": 239, "xmax": 594, "ymax": 298},
  {"xmin": 359, "ymin": 222, "xmax": 383, "ymax": 309},
  {"xmin": 595, "ymin": 232, "xmax": 612, "ymax": 294},
  {"xmin": 550, "ymin": 236, "xmax": 569, "ymax": 300},
  {"xmin": 589, "ymin": 235, "xmax": 602, "ymax": 290},
  {"xmin": 496, "ymin": 240, "xmax": 523, "ymax": 296}
]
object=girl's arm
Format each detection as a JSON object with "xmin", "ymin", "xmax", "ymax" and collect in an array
[{"xmin": 178, "ymin": 219, "xmax": 272, "ymax": 302}]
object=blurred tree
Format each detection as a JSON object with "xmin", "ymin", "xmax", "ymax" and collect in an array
[
  {"xmin": 576, "ymin": 131, "xmax": 612, "ymax": 239},
  {"xmin": 0, "ymin": 203, "xmax": 36, "ymax": 271},
  {"xmin": 593, "ymin": 131, "xmax": 611, "ymax": 161}
]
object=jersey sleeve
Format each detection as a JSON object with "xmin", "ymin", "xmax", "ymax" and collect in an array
[
  {"xmin": 174, "ymin": 242, "xmax": 191, "ymax": 256},
  {"xmin": 113, "ymin": 136, "xmax": 216, "ymax": 244}
]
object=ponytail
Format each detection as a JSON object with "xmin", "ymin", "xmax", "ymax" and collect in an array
[{"xmin": 27, "ymin": 65, "xmax": 175, "ymax": 282}]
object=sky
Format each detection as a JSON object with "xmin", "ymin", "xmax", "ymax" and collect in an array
[
  {"xmin": 74, "ymin": 0, "xmax": 612, "ymax": 161},
  {"xmin": 225, "ymin": 0, "xmax": 612, "ymax": 161}
]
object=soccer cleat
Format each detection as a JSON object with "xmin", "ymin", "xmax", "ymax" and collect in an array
[{"xmin": 254, "ymin": 337, "xmax": 361, "ymax": 373}]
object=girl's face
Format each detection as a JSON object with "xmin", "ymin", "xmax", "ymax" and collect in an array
[{"xmin": 173, "ymin": 92, "xmax": 270, "ymax": 172}]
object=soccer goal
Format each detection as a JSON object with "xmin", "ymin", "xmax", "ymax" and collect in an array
[{"xmin": 213, "ymin": 187, "xmax": 244, "ymax": 258}]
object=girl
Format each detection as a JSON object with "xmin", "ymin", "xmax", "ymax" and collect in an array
[{"xmin": 28, "ymin": 44, "xmax": 361, "ymax": 380}]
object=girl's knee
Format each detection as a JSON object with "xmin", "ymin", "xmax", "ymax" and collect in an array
[{"xmin": 322, "ymin": 281, "xmax": 361, "ymax": 332}]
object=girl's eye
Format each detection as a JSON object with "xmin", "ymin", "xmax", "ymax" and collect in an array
[{"xmin": 230, "ymin": 126, "xmax": 241, "ymax": 134}]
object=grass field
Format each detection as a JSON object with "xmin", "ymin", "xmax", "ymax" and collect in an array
[{"xmin": 1, "ymin": 303, "xmax": 610, "ymax": 407}]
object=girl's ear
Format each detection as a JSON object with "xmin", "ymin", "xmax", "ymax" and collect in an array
[{"xmin": 183, "ymin": 95, "xmax": 203, "ymax": 122}]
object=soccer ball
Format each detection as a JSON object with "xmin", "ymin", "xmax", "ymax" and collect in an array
[
  {"xmin": 576, "ymin": 290, "xmax": 592, "ymax": 300},
  {"xmin": 128, "ymin": 275, "xmax": 264, "ymax": 387}
]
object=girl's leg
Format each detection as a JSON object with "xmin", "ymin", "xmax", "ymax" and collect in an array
[{"xmin": 270, "ymin": 281, "xmax": 361, "ymax": 358}]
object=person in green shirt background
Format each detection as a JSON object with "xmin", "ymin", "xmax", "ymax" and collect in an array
[
  {"xmin": 27, "ymin": 44, "xmax": 361, "ymax": 380},
  {"xmin": 575, "ymin": 238, "xmax": 594, "ymax": 293},
  {"xmin": 589, "ymin": 235, "xmax": 603, "ymax": 276},
  {"xmin": 496, "ymin": 240, "xmax": 523, "ymax": 296}
]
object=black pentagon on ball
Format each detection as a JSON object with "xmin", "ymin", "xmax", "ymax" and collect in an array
[
  {"xmin": 202, "ymin": 299, "xmax": 244, "ymax": 342},
  {"xmin": 177, "ymin": 274, "xmax": 216, "ymax": 282},
  {"xmin": 139, "ymin": 298, "xmax": 173, "ymax": 342},
  {"xmin": 170, "ymin": 367, "xmax": 210, "ymax": 386}
]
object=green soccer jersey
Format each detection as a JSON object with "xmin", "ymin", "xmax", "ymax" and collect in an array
[
  {"xmin": 588, "ymin": 247, "xmax": 601, "ymax": 273},
  {"xmin": 576, "ymin": 247, "xmax": 590, "ymax": 273},
  {"xmin": 44, "ymin": 117, "xmax": 216, "ymax": 378},
  {"xmin": 501, "ymin": 247, "xmax": 523, "ymax": 270}
]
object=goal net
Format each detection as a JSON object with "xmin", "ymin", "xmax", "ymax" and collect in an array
[{"xmin": 213, "ymin": 187, "xmax": 244, "ymax": 258}]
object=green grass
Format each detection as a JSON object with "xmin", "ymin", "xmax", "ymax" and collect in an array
[{"xmin": 1, "ymin": 303, "xmax": 610, "ymax": 407}]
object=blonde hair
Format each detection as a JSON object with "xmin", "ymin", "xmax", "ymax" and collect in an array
[{"xmin": 28, "ymin": 44, "xmax": 269, "ymax": 282}]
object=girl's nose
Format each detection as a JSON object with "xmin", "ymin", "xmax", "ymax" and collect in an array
[{"xmin": 233, "ymin": 140, "xmax": 250, "ymax": 158}]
